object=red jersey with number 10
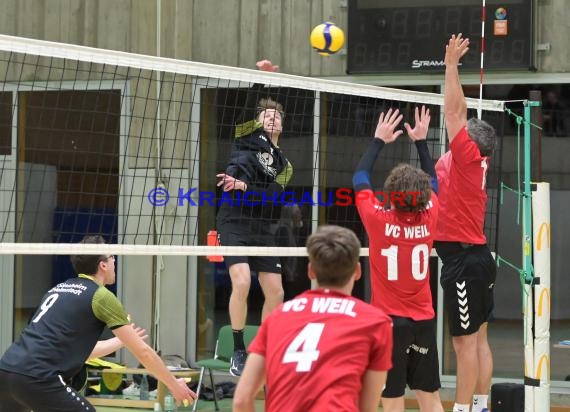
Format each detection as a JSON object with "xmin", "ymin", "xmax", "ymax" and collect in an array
[
  {"xmin": 435, "ymin": 127, "xmax": 490, "ymax": 244},
  {"xmin": 248, "ymin": 289, "xmax": 392, "ymax": 412},
  {"xmin": 356, "ymin": 192, "xmax": 439, "ymax": 320}
]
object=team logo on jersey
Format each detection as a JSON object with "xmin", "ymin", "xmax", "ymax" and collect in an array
[
  {"xmin": 258, "ymin": 134, "xmax": 268, "ymax": 142},
  {"xmin": 257, "ymin": 152, "xmax": 277, "ymax": 178}
]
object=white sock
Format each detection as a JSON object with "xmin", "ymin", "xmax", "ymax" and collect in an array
[
  {"xmin": 472, "ymin": 394, "xmax": 489, "ymax": 411},
  {"xmin": 453, "ymin": 403, "xmax": 470, "ymax": 412}
]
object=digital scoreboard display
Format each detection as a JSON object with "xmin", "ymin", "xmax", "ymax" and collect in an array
[{"xmin": 347, "ymin": 0, "xmax": 533, "ymax": 73}]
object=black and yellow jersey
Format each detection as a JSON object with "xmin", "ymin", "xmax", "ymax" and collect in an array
[
  {"xmin": 0, "ymin": 275, "xmax": 129, "ymax": 380},
  {"xmin": 218, "ymin": 122, "xmax": 293, "ymax": 222}
]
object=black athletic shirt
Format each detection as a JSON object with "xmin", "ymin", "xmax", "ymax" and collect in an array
[
  {"xmin": 0, "ymin": 275, "xmax": 129, "ymax": 380},
  {"xmin": 217, "ymin": 122, "xmax": 293, "ymax": 221}
]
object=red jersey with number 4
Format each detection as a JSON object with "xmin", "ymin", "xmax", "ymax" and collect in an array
[
  {"xmin": 248, "ymin": 289, "xmax": 392, "ymax": 412},
  {"xmin": 356, "ymin": 192, "xmax": 439, "ymax": 320},
  {"xmin": 435, "ymin": 127, "xmax": 490, "ymax": 244}
]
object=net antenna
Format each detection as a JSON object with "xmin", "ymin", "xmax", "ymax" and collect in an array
[{"xmin": 478, "ymin": 0, "xmax": 486, "ymax": 120}]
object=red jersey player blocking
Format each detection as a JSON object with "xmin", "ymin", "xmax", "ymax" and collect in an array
[
  {"xmin": 233, "ymin": 225, "xmax": 393, "ymax": 412},
  {"xmin": 434, "ymin": 34, "xmax": 497, "ymax": 412},
  {"xmin": 353, "ymin": 106, "xmax": 444, "ymax": 412}
]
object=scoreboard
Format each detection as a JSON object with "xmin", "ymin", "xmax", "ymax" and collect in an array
[{"xmin": 347, "ymin": 0, "xmax": 534, "ymax": 73}]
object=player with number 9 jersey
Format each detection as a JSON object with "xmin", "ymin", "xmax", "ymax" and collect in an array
[
  {"xmin": 0, "ymin": 236, "xmax": 197, "ymax": 412},
  {"xmin": 248, "ymin": 289, "xmax": 392, "ymax": 411}
]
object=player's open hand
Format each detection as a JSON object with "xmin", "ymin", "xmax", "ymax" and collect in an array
[
  {"xmin": 404, "ymin": 106, "xmax": 431, "ymax": 141},
  {"xmin": 169, "ymin": 377, "xmax": 197, "ymax": 407},
  {"xmin": 445, "ymin": 33, "xmax": 469, "ymax": 67},
  {"xmin": 131, "ymin": 325, "xmax": 148, "ymax": 342},
  {"xmin": 256, "ymin": 60, "xmax": 279, "ymax": 72},
  {"xmin": 374, "ymin": 108, "xmax": 404, "ymax": 144},
  {"xmin": 216, "ymin": 173, "xmax": 247, "ymax": 192}
]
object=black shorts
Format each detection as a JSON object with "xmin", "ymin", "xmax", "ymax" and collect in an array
[
  {"xmin": 382, "ymin": 316, "xmax": 441, "ymax": 398},
  {"xmin": 0, "ymin": 369, "xmax": 95, "ymax": 412},
  {"xmin": 217, "ymin": 219, "xmax": 282, "ymax": 274},
  {"xmin": 435, "ymin": 242, "xmax": 496, "ymax": 337}
]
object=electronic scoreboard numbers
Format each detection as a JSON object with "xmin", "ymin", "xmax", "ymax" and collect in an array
[{"xmin": 347, "ymin": 0, "xmax": 533, "ymax": 74}]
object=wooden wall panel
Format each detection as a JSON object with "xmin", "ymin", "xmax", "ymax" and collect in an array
[
  {"xmin": 0, "ymin": 0, "xmax": 17, "ymax": 36},
  {"xmin": 0, "ymin": 0, "xmax": 349, "ymax": 76},
  {"xmin": 238, "ymin": 0, "xmax": 260, "ymax": 69},
  {"xmin": 17, "ymin": 0, "xmax": 45, "ymax": 40},
  {"xmin": 96, "ymin": 0, "xmax": 131, "ymax": 51},
  {"xmin": 282, "ymin": 0, "xmax": 312, "ymax": 76},
  {"xmin": 1, "ymin": 0, "xmax": 570, "ymax": 77},
  {"xmin": 192, "ymin": 0, "xmax": 240, "ymax": 66},
  {"xmin": 43, "ymin": 0, "xmax": 83, "ymax": 44},
  {"xmin": 131, "ymin": 0, "xmax": 156, "ymax": 55},
  {"xmin": 82, "ymin": 0, "xmax": 99, "ymax": 47},
  {"xmin": 170, "ymin": 0, "xmax": 194, "ymax": 60},
  {"xmin": 258, "ymin": 0, "xmax": 283, "ymax": 68}
]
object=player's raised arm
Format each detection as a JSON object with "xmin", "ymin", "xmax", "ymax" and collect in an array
[
  {"xmin": 444, "ymin": 34, "xmax": 469, "ymax": 143},
  {"xmin": 405, "ymin": 105, "xmax": 437, "ymax": 193},
  {"xmin": 353, "ymin": 108, "xmax": 403, "ymax": 192}
]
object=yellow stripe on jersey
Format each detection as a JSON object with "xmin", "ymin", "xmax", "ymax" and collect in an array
[
  {"xmin": 275, "ymin": 161, "xmax": 293, "ymax": 187},
  {"xmin": 92, "ymin": 287, "xmax": 129, "ymax": 329},
  {"xmin": 235, "ymin": 120, "xmax": 263, "ymax": 138}
]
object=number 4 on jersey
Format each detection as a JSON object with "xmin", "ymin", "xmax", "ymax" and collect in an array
[{"xmin": 282, "ymin": 323, "xmax": 325, "ymax": 372}]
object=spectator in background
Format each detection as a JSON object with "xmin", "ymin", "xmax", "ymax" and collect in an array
[{"xmin": 542, "ymin": 89, "xmax": 567, "ymax": 137}]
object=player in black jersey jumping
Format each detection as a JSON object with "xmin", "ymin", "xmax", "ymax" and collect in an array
[
  {"xmin": 216, "ymin": 60, "xmax": 294, "ymax": 376},
  {"xmin": 0, "ymin": 235, "xmax": 196, "ymax": 412}
]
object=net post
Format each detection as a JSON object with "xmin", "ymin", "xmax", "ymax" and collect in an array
[
  {"xmin": 532, "ymin": 182, "xmax": 551, "ymax": 412},
  {"xmin": 523, "ymin": 100, "xmax": 541, "ymax": 412}
]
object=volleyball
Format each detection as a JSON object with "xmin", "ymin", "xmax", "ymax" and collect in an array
[{"xmin": 310, "ymin": 22, "xmax": 345, "ymax": 56}]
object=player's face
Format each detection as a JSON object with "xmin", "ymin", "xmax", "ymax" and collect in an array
[
  {"xmin": 100, "ymin": 255, "xmax": 116, "ymax": 285},
  {"xmin": 258, "ymin": 109, "xmax": 283, "ymax": 136}
]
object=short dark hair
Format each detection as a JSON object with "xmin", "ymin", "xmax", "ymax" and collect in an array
[
  {"xmin": 70, "ymin": 235, "xmax": 107, "ymax": 275},
  {"xmin": 384, "ymin": 163, "xmax": 432, "ymax": 212},
  {"xmin": 256, "ymin": 97, "xmax": 285, "ymax": 121},
  {"xmin": 467, "ymin": 118, "xmax": 497, "ymax": 157},
  {"xmin": 306, "ymin": 225, "xmax": 360, "ymax": 287}
]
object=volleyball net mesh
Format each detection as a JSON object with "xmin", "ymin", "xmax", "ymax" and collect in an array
[{"xmin": 0, "ymin": 34, "xmax": 506, "ymax": 257}]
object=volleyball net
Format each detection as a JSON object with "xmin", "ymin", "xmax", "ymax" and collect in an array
[{"xmin": 0, "ymin": 34, "xmax": 507, "ymax": 257}]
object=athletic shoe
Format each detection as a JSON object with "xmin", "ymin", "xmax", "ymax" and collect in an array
[
  {"xmin": 229, "ymin": 350, "xmax": 247, "ymax": 376},
  {"xmin": 122, "ymin": 382, "xmax": 140, "ymax": 398}
]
